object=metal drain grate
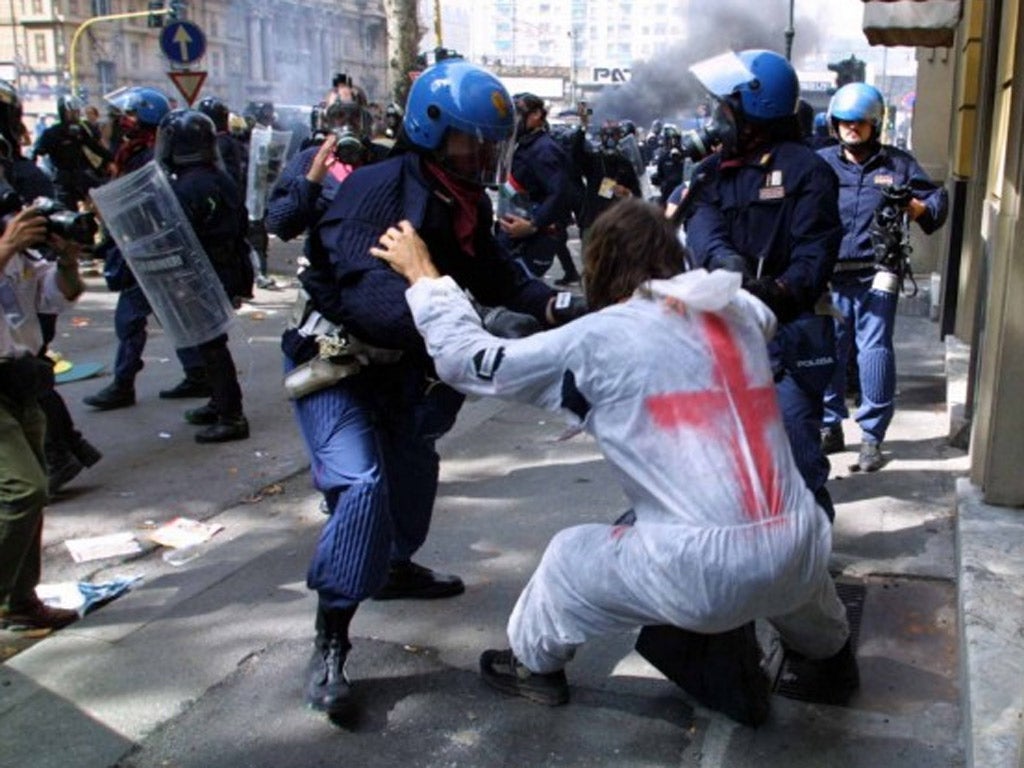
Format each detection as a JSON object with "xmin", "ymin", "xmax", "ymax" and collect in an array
[{"xmin": 772, "ymin": 580, "xmax": 866, "ymax": 704}]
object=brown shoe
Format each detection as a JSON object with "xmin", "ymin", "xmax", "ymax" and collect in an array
[{"xmin": 1, "ymin": 598, "xmax": 79, "ymax": 631}]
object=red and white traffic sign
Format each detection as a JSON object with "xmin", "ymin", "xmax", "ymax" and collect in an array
[{"xmin": 167, "ymin": 70, "xmax": 207, "ymax": 106}]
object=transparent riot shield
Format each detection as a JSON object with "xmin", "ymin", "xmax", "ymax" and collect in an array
[
  {"xmin": 619, "ymin": 133, "xmax": 657, "ymax": 201},
  {"xmin": 246, "ymin": 126, "xmax": 293, "ymax": 221},
  {"xmin": 90, "ymin": 162, "xmax": 236, "ymax": 348}
]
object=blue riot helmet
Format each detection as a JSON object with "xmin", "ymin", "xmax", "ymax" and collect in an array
[
  {"xmin": 105, "ymin": 86, "xmax": 171, "ymax": 128},
  {"xmin": 403, "ymin": 56, "xmax": 516, "ymax": 186},
  {"xmin": 155, "ymin": 109, "xmax": 219, "ymax": 169},
  {"xmin": 813, "ymin": 111, "xmax": 829, "ymax": 138},
  {"xmin": 690, "ymin": 49, "xmax": 799, "ymax": 155},
  {"xmin": 828, "ymin": 82, "xmax": 885, "ymax": 146}
]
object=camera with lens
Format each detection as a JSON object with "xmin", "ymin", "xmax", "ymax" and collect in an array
[
  {"xmin": 869, "ymin": 184, "xmax": 914, "ymax": 295},
  {"xmin": 31, "ymin": 197, "xmax": 98, "ymax": 245}
]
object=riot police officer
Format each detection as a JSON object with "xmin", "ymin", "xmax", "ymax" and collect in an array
[
  {"xmin": 155, "ymin": 109, "xmax": 250, "ymax": 443},
  {"xmin": 285, "ymin": 56, "xmax": 578, "ymax": 719},
  {"xmin": 681, "ymin": 49, "xmax": 842, "ymax": 520},
  {"xmin": 197, "ymin": 96, "xmax": 245, "ymax": 192},
  {"xmin": 32, "ymin": 96, "xmax": 112, "ymax": 210},
  {"xmin": 84, "ymin": 87, "xmax": 211, "ymax": 410},
  {"xmin": 573, "ymin": 120, "xmax": 641, "ymax": 240},
  {"xmin": 496, "ymin": 93, "xmax": 571, "ymax": 278},
  {"xmin": 651, "ymin": 125, "xmax": 686, "ymax": 207},
  {"xmin": 818, "ymin": 83, "xmax": 948, "ymax": 471}
]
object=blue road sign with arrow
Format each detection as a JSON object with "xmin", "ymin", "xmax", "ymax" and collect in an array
[{"xmin": 160, "ymin": 21, "xmax": 206, "ymax": 66}]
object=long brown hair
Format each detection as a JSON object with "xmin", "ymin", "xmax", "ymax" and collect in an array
[{"xmin": 583, "ymin": 198, "xmax": 689, "ymax": 311}]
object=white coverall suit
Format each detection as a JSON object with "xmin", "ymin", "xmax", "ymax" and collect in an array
[{"xmin": 405, "ymin": 269, "xmax": 850, "ymax": 674}]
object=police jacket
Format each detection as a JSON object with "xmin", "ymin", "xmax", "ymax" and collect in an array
[
  {"xmin": 170, "ymin": 164, "xmax": 251, "ymax": 300},
  {"xmin": 8, "ymin": 156, "xmax": 56, "ymax": 201},
  {"xmin": 817, "ymin": 142, "xmax": 948, "ymax": 273},
  {"xmin": 216, "ymin": 133, "xmax": 246, "ymax": 194},
  {"xmin": 33, "ymin": 122, "xmax": 111, "ymax": 174},
  {"xmin": 301, "ymin": 153, "xmax": 555, "ymax": 359},
  {"xmin": 684, "ymin": 140, "xmax": 841, "ymax": 315},
  {"xmin": 510, "ymin": 129, "xmax": 570, "ymax": 229},
  {"xmin": 652, "ymin": 152, "xmax": 685, "ymax": 200}
]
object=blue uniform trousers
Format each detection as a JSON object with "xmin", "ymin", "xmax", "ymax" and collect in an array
[
  {"xmin": 823, "ymin": 274, "xmax": 898, "ymax": 445},
  {"xmin": 113, "ymin": 285, "xmax": 202, "ymax": 385},
  {"xmin": 771, "ymin": 314, "xmax": 836, "ymax": 520},
  {"xmin": 287, "ymin": 360, "xmax": 464, "ymax": 609}
]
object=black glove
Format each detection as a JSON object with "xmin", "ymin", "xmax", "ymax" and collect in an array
[
  {"xmin": 480, "ymin": 306, "xmax": 543, "ymax": 338},
  {"xmin": 742, "ymin": 276, "xmax": 802, "ymax": 323},
  {"xmin": 550, "ymin": 291, "xmax": 588, "ymax": 325}
]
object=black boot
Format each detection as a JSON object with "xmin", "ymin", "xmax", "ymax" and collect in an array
[
  {"xmin": 160, "ymin": 370, "xmax": 212, "ymax": 399},
  {"xmin": 46, "ymin": 447, "xmax": 83, "ymax": 496},
  {"xmin": 373, "ymin": 561, "xmax": 464, "ymax": 600},
  {"xmin": 195, "ymin": 415, "xmax": 250, "ymax": 443},
  {"xmin": 83, "ymin": 380, "xmax": 136, "ymax": 410},
  {"xmin": 306, "ymin": 605, "xmax": 357, "ymax": 717},
  {"xmin": 69, "ymin": 434, "xmax": 103, "ymax": 468},
  {"xmin": 777, "ymin": 637, "xmax": 860, "ymax": 707}
]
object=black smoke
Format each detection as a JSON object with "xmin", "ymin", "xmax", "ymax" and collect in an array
[{"xmin": 592, "ymin": 1, "xmax": 823, "ymax": 129}]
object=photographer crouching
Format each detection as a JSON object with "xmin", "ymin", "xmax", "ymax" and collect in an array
[{"xmin": 0, "ymin": 172, "xmax": 88, "ymax": 631}]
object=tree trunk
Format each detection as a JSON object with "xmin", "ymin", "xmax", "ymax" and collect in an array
[{"xmin": 383, "ymin": 0, "xmax": 421, "ymax": 108}]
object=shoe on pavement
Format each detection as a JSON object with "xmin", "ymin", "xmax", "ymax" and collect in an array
[
  {"xmin": 821, "ymin": 424, "xmax": 844, "ymax": 454},
  {"xmin": 255, "ymin": 275, "xmax": 279, "ymax": 290},
  {"xmin": 479, "ymin": 648, "xmax": 570, "ymax": 706},
  {"xmin": 195, "ymin": 415, "xmax": 250, "ymax": 444},
  {"xmin": 373, "ymin": 561, "xmax": 465, "ymax": 600},
  {"xmin": 69, "ymin": 435, "xmax": 103, "ymax": 467},
  {"xmin": 83, "ymin": 381, "xmax": 135, "ymax": 410},
  {"xmin": 160, "ymin": 376, "xmax": 212, "ymax": 399},
  {"xmin": 857, "ymin": 441, "xmax": 884, "ymax": 472},
  {"xmin": 184, "ymin": 403, "xmax": 218, "ymax": 425},
  {"xmin": 0, "ymin": 598, "xmax": 79, "ymax": 631},
  {"xmin": 635, "ymin": 622, "xmax": 770, "ymax": 727},
  {"xmin": 779, "ymin": 638, "xmax": 860, "ymax": 707},
  {"xmin": 305, "ymin": 637, "xmax": 353, "ymax": 717},
  {"xmin": 554, "ymin": 275, "xmax": 580, "ymax": 287},
  {"xmin": 47, "ymin": 452, "xmax": 84, "ymax": 496}
]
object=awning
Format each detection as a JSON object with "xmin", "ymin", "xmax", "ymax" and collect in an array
[{"xmin": 862, "ymin": 0, "xmax": 962, "ymax": 48}]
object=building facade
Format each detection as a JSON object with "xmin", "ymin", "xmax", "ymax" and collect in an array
[{"xmin": 0, "ymin": 0, "xmax": 387, "ymax": 129}]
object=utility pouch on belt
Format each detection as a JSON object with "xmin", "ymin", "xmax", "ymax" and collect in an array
[{"xmin": 283, "ymin": 292, "xmax": 402, "ymax": 400}]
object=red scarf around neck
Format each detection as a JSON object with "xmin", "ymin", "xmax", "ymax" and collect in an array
[{"xmin": 423, "ymin": 159, "xmax": 482, "ymax": 256}]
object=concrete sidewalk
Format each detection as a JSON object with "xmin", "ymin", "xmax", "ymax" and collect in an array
[{"xmin": 0, "ymin": 301, "xmax": 979, "ymax": 766}]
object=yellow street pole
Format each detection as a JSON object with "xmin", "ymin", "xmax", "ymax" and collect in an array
[
  {"xmin": 433, "ymin": 0, "xmax": 442, "ymax": 48},
  {"xmin": 70, "ymin": 8, "xmax": 171, "ymax": 95}
]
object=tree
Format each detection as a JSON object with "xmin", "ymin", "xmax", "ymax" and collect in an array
[{"xmin": 383, "ymin": 0, "xmax": 421, "ymax": 108}]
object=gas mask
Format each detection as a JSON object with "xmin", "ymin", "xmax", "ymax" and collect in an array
[
  {"xmin": 331, "ymin": 126, "xmax": 367, "ymax": 165},
  {"xmin": 707, "ymin": 100, "xmax": 740, "ymax": 157}
]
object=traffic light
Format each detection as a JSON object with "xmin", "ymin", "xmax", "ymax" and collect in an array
[
  {"xmin": 828, "ymin": 55, "xmax": 866, "ymax": 89},
  {"xmin": 147, "ymin": 0, "xmax": 163, "ymax": 27},
  {"xmin": 168, "ymin": 0, "xmax": 186, "ymax": 21}
]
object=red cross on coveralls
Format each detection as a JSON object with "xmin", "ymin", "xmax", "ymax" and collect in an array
[{"xmin": 646, "ymin": 312, "xmax": 783, "ymax": 521}]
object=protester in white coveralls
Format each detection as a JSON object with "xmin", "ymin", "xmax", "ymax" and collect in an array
[{"xmin": 371, "ymin": 199, "xmax": 858, "ymax": 725}]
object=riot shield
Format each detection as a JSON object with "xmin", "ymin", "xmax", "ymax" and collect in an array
[
  {"xmin": 246, "ymin": 126, "xmax": 293, "ymax": 221},
  {"xmin": 619, "ymin": 133, "xmax": 657, "ymax": 201},
  {"xmin": 90, "ymin": 162, "xmax": 236, "ymax": 348}
]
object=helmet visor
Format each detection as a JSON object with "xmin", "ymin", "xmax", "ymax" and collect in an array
[
  {"xmin": 689, "ymin": 51, "xmax": 755, "ymax": 100},
  {"xmin": 442, "ymin": 127, "xmax": 516, "ymax": 188}
]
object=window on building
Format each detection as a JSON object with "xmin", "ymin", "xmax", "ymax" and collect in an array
[
  {"xmin": 68, "ymin": 0, "xmax": 79, "ymax": 14},
  {"xmin": 212, "ymin": 50, "xmax": 221, "ymax": 76},
  {"xmin": 129, "ymin": 41, "xmax": 139, "ymax": 69},
  {"xmin": 31, "ymin": 0, "xmax": 43, "ymax": 13},
  {"xmin": 92, "ymin": 0, "xmax": 110, "ymax": 15},
  {"xmin": 97, "ymin": 60, "xmax": 115, "ymax": 93},
  {"xmin": 33, "ymin": 33, "xmax": 46, "ymax": 63},
  {"xmin": 209, "ymin": 15, "xmax": 218, "ymax": 37}
]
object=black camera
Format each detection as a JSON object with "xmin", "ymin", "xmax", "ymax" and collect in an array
[{"xmin": 31, "ymin": 197, "xmax": 98, "ymax": 245}]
